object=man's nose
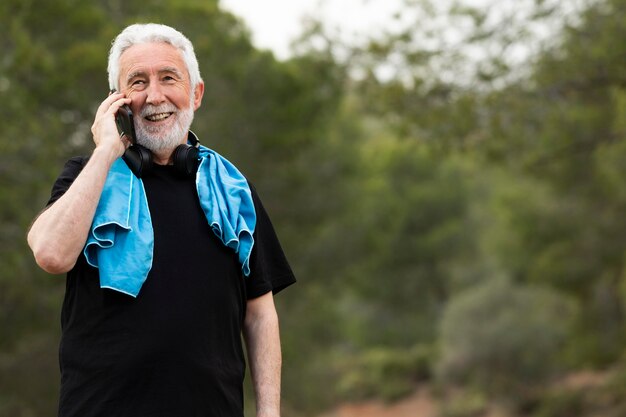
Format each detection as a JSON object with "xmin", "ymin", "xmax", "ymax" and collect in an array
[{"xmin": 145, "ymin": 83, "xmax": 166, "ymax": 105}]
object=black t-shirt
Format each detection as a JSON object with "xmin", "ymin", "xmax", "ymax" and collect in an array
[{"xmin": 46, "ymin": 157, "xmax": 296, "ymax": 417}]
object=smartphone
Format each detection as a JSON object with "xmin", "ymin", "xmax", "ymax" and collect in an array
[
  {"xmin": 110, "ymin": 90, "xmax": 137, "ymax": 145},
  {"xmin": 115, "ymin": 104, "xmax": 137, "ymax": 145}
]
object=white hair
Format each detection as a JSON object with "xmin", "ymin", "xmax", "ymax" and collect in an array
[{"xmin": 107, "ymin": 23, "xmax": 202, "ymax": 92}]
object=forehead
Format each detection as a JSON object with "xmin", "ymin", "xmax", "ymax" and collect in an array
[{"xmin": 118, "ymin": 42, "xmax": 188, "ymax": 81}]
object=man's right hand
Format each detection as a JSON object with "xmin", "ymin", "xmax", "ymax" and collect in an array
[{"xmin": 91, "ymin": 92, "xmax": 132, "ymax": 159}]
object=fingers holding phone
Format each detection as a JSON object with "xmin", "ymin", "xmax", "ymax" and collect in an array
[{"xmin": 91, "ymin": 91, "xmax": 132, "ymax": 158}]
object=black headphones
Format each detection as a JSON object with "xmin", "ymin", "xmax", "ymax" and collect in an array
[{"xmin": 122, "ymin": 131, "xmax": 201, "ymax": 178}]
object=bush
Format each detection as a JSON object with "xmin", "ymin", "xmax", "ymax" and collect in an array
[
  {"xmin": 437, "ymin": 279, "xmax": 576, "ymax": 403},
  {"xmin": 336, "ymin": 344, "xmax": 434, "ymax": 402},
  {"xmin": 532, "ymin": 390, "xmax": 585, "ymax": 417},
  {"xmin": 440, "ymin": 389, "xmax": 488, "ymax": 417}
]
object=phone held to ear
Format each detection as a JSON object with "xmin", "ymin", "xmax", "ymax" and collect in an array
[
  {"xmin": 109, "ymin": 90, "xmax": 151, "ymax": 177},
  {"xmin": 110, "ymin": 89, "xmax": 137, "ymax": 145}
]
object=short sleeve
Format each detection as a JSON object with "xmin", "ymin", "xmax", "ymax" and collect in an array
[
  {"xmin": 244, "ymin": 184, "xmax": 296, "ymax": 299},
  {"xmin": 46, "ymin": 156, "xmax": 89, "ymax": 207}
]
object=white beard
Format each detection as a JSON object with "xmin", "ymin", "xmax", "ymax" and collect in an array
[{"xmin": 134, "ymin": 100, "xmax": 195, "ymax": 153}]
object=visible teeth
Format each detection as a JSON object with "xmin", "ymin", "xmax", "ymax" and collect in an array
[{"xmin": 146, "ymin": 113, "xmax": 172, "ymax": 121}]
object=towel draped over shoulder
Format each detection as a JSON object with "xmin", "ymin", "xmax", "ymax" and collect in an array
[{"xmin": 84, "ymin": 144, "xmax": 256, "ymax": 297}]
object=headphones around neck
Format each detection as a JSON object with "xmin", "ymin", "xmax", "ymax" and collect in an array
[{"xmin": 122, "ymin": 131, "xmax": 201, "ymax": 178}]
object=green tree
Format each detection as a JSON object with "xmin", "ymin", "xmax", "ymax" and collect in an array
[{"xmin": 480, "ymin": 0, "xmax": 626, "ymax": 365}]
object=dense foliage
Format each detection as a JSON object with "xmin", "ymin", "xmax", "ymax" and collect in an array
[{"xmin": 1, "ymin": 0, "xmax": 625, "ymax": 416}]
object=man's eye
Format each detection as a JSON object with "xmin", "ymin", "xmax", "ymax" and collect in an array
[{"xmin": 130, "ymin": 80, "xmax": 146, "ymax": 90}]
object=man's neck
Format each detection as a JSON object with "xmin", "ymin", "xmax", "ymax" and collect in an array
[{"xmin": 152, "ymin": 149, "xmax": 175, "ymax": 166}]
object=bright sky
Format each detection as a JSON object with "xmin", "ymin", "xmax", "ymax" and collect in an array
[
  {"xmin": 219, "ymin": 0, "xmax": 569, "ymax": 83},
  {"xmin": 220, "ymin": 0, "xmax": 405, "ymax": 59}
]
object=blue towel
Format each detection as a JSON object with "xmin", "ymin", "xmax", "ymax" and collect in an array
[{"xmin": 83, "ymin": 145, "xmax": 256, "ymax": 297}]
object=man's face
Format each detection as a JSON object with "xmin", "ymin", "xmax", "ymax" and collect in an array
[{"xmin": 118, "ymin": 42, "xmax": 203, "ymax": 153}]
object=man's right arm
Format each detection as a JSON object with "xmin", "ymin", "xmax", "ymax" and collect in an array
[{"xmin": 27, "ymin": 92, "xmax": 131, "ymax": 274}]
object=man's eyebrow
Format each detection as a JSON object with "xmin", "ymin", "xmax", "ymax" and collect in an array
[
  {"xmin": 125, "ymin": 67, "xmax": 184, "ymax": 81},
  {"xmin": 159, "ymin": 66, "xmax": 184, "ymax": 78},
  {"xmin": 126, "ymin": 70, "xmax": 147, "ymax": 81}
]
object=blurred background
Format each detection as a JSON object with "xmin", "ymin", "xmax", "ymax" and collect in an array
[{"xmin": 1, "ymin": 0, "xmax": 625, "ymax": 416}]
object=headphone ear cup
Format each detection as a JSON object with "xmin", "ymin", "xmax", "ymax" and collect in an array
[
  {"xmin": 123, "ymin": 145, "xmax": 153, "ymax": 178},
  {"xmin": 172, "ymin": 144, "xmax": 200, "ymax": 177}
]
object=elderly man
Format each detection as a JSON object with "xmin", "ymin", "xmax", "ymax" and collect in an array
[{"xmin": 27, "ymin": 23, "xmax": 295, "ymax": 417}]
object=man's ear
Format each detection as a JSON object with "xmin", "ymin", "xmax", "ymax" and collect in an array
[{"xmin": 193, "ymin": 81, "xmax": 205, "ymax": 110}]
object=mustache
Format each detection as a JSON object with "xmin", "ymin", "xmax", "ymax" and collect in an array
[{"xmin": 139, "ymin": 104, "xmax": 178, "ymax": 118}]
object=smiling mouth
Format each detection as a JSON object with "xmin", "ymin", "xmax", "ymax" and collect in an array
[{"xmin": 145, "ymin": 112, "xmax": 173, "ymax": 122}]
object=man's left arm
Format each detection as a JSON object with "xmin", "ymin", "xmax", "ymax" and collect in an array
[{"xmin": 243, "ymin": 291, "xmax": 282, "ymax": 417}]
